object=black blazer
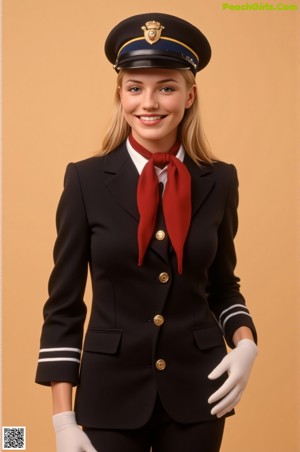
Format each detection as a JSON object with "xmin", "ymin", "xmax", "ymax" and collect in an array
[{"xmin": 36, "ymin": 142, "xmax": 256, "ymax": 429}]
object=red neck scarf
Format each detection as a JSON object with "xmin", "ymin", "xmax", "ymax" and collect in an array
[{"xmin": 129, "ymin": 134, "xmax": 191, "ymax": 274}]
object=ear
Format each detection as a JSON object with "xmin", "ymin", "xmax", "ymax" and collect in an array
[{"xmin": 185, "ymin": 84, "xmax": 196, "ymax": 109}]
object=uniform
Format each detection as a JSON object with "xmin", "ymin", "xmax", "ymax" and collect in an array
[{"xmin": 36, "ymin": 12, "xmax": 257, "ymax": 452}]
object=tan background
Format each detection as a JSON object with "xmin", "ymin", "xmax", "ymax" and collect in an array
[{"xmin": 2, "ymin": 0, "xmax": 299, "ymax": 451}]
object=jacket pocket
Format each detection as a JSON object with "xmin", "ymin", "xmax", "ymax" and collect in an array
[
  {"xmin": 192, "ymin": 326, "xmax": 225, "ymax": 351},
  {"xmin": 83, "ymin": 329, "xmax": 123, "ymax": 355}
]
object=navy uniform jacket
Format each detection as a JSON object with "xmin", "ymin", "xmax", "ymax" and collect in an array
[{"xmin": 35, "ymin": 141, "xmax": 257, "ymax": 429}]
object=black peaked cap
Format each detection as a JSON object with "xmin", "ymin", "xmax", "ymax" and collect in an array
[{"xmin": 105, "ymin": 13, "xmax": 211, "ymax": 74}]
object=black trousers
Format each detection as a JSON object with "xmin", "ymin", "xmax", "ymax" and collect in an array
[{"xmin": 83, "ymin": 396, "xmax": 225, "ymax": 452}]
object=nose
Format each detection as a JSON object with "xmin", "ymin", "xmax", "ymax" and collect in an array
[{"xmin": 142, "ymin": 90, "xmax": 159, "ymax": 110}]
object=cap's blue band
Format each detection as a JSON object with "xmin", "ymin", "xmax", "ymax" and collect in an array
[{"xmin": 118, "ymin": 37, "xmax": 199, "ymax": 71}]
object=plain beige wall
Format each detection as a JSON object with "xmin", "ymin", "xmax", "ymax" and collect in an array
[{"xmin": 2, "ymin": 1, "xmax": 299, "ymax": 451}]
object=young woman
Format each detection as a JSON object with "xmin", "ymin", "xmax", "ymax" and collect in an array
[{"xmin": 36, "ymin": 12, "xmax": 258, "ymax": 452}]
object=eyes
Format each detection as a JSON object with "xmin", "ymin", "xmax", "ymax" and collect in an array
[{"xmin": 127, "ymin": 86, "xmax": 175, "ymax": 94}]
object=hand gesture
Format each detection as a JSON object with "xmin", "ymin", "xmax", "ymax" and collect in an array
[{"xmin": 208, "ymin": 339, "xmax": 258, "ymax": 418}]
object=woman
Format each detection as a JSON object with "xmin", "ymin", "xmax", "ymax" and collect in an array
[{"xmin": 36, "ymin": 12, "xmax": 258, "ymax": 452}]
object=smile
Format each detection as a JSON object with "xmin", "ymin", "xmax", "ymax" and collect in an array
[{"xmin": 137, "ymin": 115, "xmax": 166, "ymax": 122}]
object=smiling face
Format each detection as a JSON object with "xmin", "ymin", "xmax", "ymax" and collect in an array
[{"xmin": 118, "ymin": 69, "xmax": 196, "ymax": 153}]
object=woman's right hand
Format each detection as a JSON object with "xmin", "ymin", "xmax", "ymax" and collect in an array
[{"xmin": 53, "ymin": 411, "xmax": 98, "ymax": 452}]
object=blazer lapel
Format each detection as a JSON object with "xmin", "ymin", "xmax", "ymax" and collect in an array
[
  {"xmin": 184, "ymin": 153, "xmax": 215, "ymax": 218},
  {"xmin": 103, "ymin": 142, "xmax": 140, "ymax": 222}
]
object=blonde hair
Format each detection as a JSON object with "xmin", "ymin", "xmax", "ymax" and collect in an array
[{"xmin": 99, "ymin": 70, "xmax": 215, "ymax": 165}]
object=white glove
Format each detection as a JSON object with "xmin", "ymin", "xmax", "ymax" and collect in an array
[
  {"xmin": 53, "ymin": 411, "xmax": 98, "ymax": 452},
  {"xmin": 208, "ymin": 339, "xmax": 258, "ymax": 418}
]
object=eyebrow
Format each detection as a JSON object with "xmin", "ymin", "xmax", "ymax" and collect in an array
[{"xmin": 124, "ymin": 78, "xmax": 179, "ymax": 85}]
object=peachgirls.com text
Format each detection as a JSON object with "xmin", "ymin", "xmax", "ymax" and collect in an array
[{"xmin": 222, "ymin": 2, "xmax": 298, "ymax": 9}]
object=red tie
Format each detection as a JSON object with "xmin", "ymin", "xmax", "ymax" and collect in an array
[{"xmin": 129, "ymin": 135, "xmax": 192, "ymax": 274}]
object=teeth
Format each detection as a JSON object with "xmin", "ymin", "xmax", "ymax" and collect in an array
[{"xmin": 139, "ymin": 116, "xmax": 163, "ymax": 121}]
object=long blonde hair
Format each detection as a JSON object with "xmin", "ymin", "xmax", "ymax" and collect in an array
[{"xmin": 99, "ymin": 70, "xmax": 215, "ymax": 165}]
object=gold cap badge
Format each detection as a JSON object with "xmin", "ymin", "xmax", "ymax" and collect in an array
[{"xmin": 141, "ymin": 21, "xmax": 165, "ymax": 45}]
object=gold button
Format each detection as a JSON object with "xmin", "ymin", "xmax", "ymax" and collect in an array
[
  {"xmin": 155, "ymin": 230, "xmax": 166, "ymax": 241},
  {"xmin": 155, "ymin": 359, "xmax": 167, "ymax": 371},
  {"xmin": 153, "ymin": 314, "xmax": 165, "ymax": 327},
  {"xmin": 159, "ymin": 272, "xmax": 169, "ymax": 283}
]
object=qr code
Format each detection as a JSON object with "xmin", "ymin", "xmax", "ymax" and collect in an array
[{"xmin": 2, "ymin": 427, "xmax": 26, "ymax": 450}]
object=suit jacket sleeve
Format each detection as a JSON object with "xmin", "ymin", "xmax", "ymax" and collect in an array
[
  {"xmin": 35, "ymin": 163, "xmax": 90, "ymax": 386},
  {"xmin": 207, "ymin": 164, "xmax": 257, "ymax": 349}
]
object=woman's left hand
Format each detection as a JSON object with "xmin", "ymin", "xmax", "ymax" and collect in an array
[{"xmin": 207, "ymin": 339, "xmax": 258, "ymax": 418}]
